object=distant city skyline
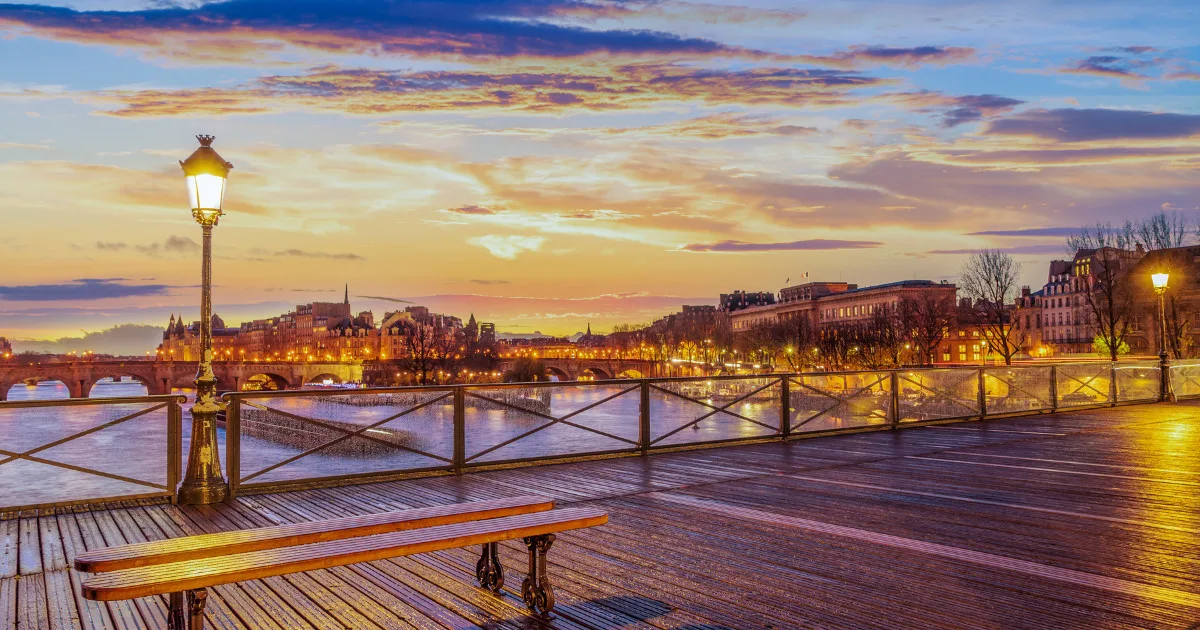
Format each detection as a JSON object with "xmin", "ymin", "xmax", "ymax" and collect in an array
[{"xmin": 2, "ymin": 0, "xmax": 1198, "ymax": 349}]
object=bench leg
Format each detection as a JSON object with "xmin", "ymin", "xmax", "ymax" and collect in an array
[
  {"xmin": 521, "ymin": 534, "xmax": 555, "ymax": 617},
  {"xmin": 187, "ymin": 588, "xmax": 208, "ymax": 630},
  {"xmin": 168, "ymin": 592, "xmax": 186, "ymax": 630},
  {"xmin": 476, "ymin": 542, "xmax": 504, "ymax": 593}
]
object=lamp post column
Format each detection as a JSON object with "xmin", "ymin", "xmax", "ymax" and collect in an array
[
  {"xmin": 1156, "ymin": 289, "xmax": 1174, "ymax": 403},
  {"xmin": 178, "ymin": 220, "xmax": 229, "ymax": 504},
  {"xmin": 177, "ymin": 134, "xmax": 233, "ymax": 505}
]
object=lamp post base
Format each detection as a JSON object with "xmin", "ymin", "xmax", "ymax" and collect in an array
[
  {"xmin": 177, "ymin": 403, "xmax": 229, "ymax": 505},
  {"xmin": 177, "ymin": 477, "xmax": 229, "ymax": 505}
]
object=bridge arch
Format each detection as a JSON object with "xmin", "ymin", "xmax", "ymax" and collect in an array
[
  {"xmin": 4, "ymin": 378, "xmax": 72, "ymax": 400},
  {"xmin": 544, "ymin": 366, "xmax": 571, "ymax": 382},
  {"xmin": 242, "ymin": 372, "xmax": 290, "ymax": 391},
  {"xmin": 617, "ymin": 368, "xmax": 645, "ymax": 379},
  {"xmin": 579, "ymin": 367, "xmax": 612, "ymax": 381},
  {"xmin": 86, "ymin": 373, "xmax": 157, "ymax": 397},
  {"xmin": 305, "ymin": 373, "xmax": 344, "ymax": 386}
]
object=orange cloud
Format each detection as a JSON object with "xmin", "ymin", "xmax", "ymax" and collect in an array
[
  {"xmin": 796, "ymin": 46, "xmax": 976, "ymax": 69},
  {"xmin": 88, "ymin": 64, "xmax": 892, "ymax": 117}
]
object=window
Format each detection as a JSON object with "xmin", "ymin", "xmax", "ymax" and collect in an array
[
  {"xmin": 971, "ymin": 330, "xmax": 979, "ymax": 337},
  {"xmin": 972, "ymin": 353, "xmax": 981, "ymax": 361},
  {"xmin": 942, "ymin": 352, "xmax": 951, "ymax": 362},
  {"xmin": 958, "ymin": 344, "xmax": 966, "ymax": 353}
]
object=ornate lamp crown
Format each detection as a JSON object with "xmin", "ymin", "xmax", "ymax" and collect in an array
[{"xmin": 180, "ymin": 134, "xmax": 233, "ymax": 176}]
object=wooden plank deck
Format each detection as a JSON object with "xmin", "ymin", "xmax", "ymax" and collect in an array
[{"xmin": 3, "ymin": 401, "xmax": 1199, "ymax": 629}]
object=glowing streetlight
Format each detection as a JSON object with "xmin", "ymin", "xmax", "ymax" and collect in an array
[
  {"xmin": 1152, "ymin": 271, "xmax": 1174, "ymax": 401},
  {"xmin": 177, "ymin": 134, "xmax": 232, "ymax": 506}
]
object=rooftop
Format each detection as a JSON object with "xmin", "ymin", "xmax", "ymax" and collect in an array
[{"xmin": 5, "ymin": 401, "xmax": 1198, "ymax": 629}]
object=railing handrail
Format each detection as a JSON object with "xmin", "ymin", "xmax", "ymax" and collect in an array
[
  {"xmin": 0, "ymin": 394, "xmax": 187, "ymax": 410},
  {"xmin": 218, "ymin": 360, "xmax": 1170, "ymax": 402}
]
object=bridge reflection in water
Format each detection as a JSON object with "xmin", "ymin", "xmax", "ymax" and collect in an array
[{"xmin": 2, "ymin": 362, "xmax": 1197, "ymax": 511}]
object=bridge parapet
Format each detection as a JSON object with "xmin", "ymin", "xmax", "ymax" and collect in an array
[{"xmin": 0, "ymin": 360, "xmax": 362, "ymax": 399}]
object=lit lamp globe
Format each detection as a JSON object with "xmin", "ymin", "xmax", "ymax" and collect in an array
[
  {"xmin": 1152, "ymin": 272, "xmax": 1169, "ymax": 293},
  {"xmin": 180, "ymin": 135, "xmax": 232, "ymax": 226}
]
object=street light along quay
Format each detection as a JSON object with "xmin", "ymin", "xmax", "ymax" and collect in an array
[
  {"xmin": 1151, "ymin": 271, "xmax": 1175, "ymax": 403},
  {"xmin": 177, "ymin": 135, "xmax": 232, "ymax": 505}
]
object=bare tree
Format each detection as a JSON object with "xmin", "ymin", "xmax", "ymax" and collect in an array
[
  {"xmin": 1067, "ymin": 225, "xmax": 1139, "ymax": 362},
  {"xmin": 401, "ymin": 323, "xmax": 440, "ymax": 384},
  {"xmin": 1133, "ymin": 211, "xmax": 1192, "ymax": 250},
  {"xmin": 898, "ymin": 293, "xmax": 957, "ymax": 366},
  {"xmin": 959, "ymin": 250, "xmax": 1025, "ymax": 365},
  {"xmin": 774, "ymin": 316, "xmax": 817, "ymax": 372},
  {"xmin": 863, "ymin": 310, "xmax": 905, "ymax": 369}
]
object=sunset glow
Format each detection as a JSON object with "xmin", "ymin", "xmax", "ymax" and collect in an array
[{"xmin": 2, "ymin": 0, "xmax": 1198, "ymax": 352}]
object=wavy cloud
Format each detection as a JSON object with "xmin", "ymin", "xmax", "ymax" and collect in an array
[
  {"xmin": 798, "ymin": 45, "xmax": 975, "ymax": 69},
  {"xmin": 681, "ymin": 239, "xmax": 883, "ymax": 252},
  {"xmin": 90, "ymin": 64, "xmax": 890, "ymax": 117},
  {"xmin": 985, "ymin": 108, "xmax": 1200, "ymax": 142},
  {"xmin": 0, "ymin": 278, "xmax": 174, "ymax": 301},
  {"xmin": 0, "ymin": 0, "xmax": 763, "ymax": 64},
  {"xmin": 468, "ymin": 235, "xmax": 546, "ymax": 259}
]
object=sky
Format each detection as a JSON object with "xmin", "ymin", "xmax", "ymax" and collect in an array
[{"xmin": 1, "ymin": 0, "xmax": 1199, "ymax": 353}]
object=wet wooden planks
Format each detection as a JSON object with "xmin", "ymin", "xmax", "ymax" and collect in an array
[{"xmin": 1, "ymin": 401, "xmax": 1198, "ymax": 629}]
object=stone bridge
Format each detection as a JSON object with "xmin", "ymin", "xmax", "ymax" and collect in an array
[
  {"xmin": 496, "ymin": 358, "xmax": 664, "ymax": 381},
  {"xmin": 0, "ymin": 361, "xmax": 362, "ymax": 400}
]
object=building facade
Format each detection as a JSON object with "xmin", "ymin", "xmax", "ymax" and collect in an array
[
  {"xmin": 1124, "ymin": 245, "xmax": 1200, "ymax": 357},
  {"xmin": 719, "ymin": 291, "xmax": 776, "ymax": 312},
  {"xmin": 1012, "ymin": 246, "xmax": 1147, "ymax": 357},
  {"xmin": 729, "ymin": 280, "xmax": 957, "ymax": 333},
  {"xmin": 159, "ymin": 290, "xmax": 463, "ymax": 363}
]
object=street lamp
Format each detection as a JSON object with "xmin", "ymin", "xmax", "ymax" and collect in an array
[
  {"xmin": 1152, "ymin": 272, "xmax": 1174, "ymax": 402},
  {"xmin": 177, "ymin": 135, "xmax": 232, "ymax": 505}
]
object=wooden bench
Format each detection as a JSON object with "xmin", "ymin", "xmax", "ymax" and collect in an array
[{"xmin": 74, "ymin": 496, "xmax": 608, "ymax": 629}]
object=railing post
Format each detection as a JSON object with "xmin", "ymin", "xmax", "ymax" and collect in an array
[
  {"xmin": 453, "ymin": 386, "xmax": 466, "ymax": 474},
  {"xmin": 639, "ymin": 380, "xmax": 651, "ymax": 454},
  {"xmin": 977, "ymin": 368, "xmax": 987, "ymax": 420},
  {"xmin": 890, "ymin": 371, "xmax": 900, "ymax": 428},
  {"xmin": 1049, "ymin": 365, "xmax": 1058, "ymax": 412},
  {"xmin": 779, "ymin": 376, "xmax": 791, "ymax": 439},
  {"xmin": 167, "ymin": 398, "xmax": 182, "ymax": 504},
  {"xmin": 226, "ymin": 396, "xmax": 240, "ymax": 499},
  {"xmin": 1109, "ymin": 362, "xmax": 1118, "ymax": 406}
]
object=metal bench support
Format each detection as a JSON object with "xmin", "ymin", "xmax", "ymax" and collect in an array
[
  {"xmin": 522, "ymin": 534, "xmax": 556, "ymax": 616},
  {"xmin": 168, "ymin": 588, "xmax": 207, "ymax": 630},
  {"xmin": 475, "ymin": 542, "xmax": 504, "ymax": 592}
]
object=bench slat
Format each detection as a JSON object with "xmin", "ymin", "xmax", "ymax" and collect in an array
[
  {"xmin": 82, "ymin": 507, "xmax": 607, "ymax": 601},
  {"xmin": 74, "ymin": 495, "xmax": 554, "ymax": 572}
]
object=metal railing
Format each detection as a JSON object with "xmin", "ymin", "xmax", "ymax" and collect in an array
[
  {"xmin": 1169, "ymin": 360, "xmax": 1200, "ymax": 398},
  {"xmin": 220, "ymin": 362, "xmax": 1166, "ymax": 495},
  {"xmin": 0, "ymin": 395, "xmax": 183, "ymax": 512},
  {"xmin": 0, "ymin": 362, "xmax": 1177, "ymax": 508}
]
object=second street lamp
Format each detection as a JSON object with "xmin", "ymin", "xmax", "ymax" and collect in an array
[
  {"xmin": 1151, "ymin": 272, "xmax": 1174, "ymax": 403},
  {"xmin": 177, "ymin": 134, "xmax": 232, "ymax": 505}
]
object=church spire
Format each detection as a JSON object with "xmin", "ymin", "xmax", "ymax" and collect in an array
[{"xmin": 344, "ymin": 283, "xmax": 349, "ymax": 306}]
